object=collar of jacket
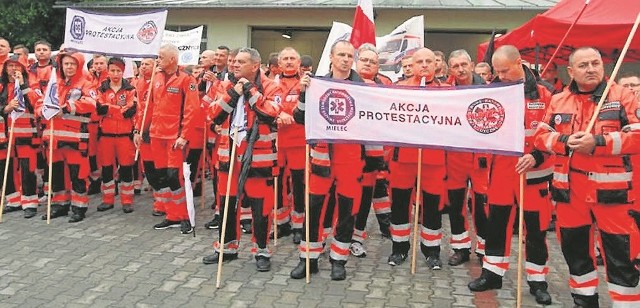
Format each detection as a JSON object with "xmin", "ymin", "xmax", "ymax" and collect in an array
[
  {"xmin": 100, "ymin": 78, "xmax": 135, "ymax": 93},
  {"xmin": 568, "ymin": 78, "xmax": 607, "ymax": 104},
  {"xmin": 325, "ymin": 69, "xmax": 364, "ymax": 83}
]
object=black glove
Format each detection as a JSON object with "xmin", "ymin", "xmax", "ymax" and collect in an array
[
  {"xmin": 363, "ymin": 156, "xmax": 387, "ymax": 173},
  {"xmin": 96, "ymin": 103, "xmax": 109, "ymax": 115},
  {"xmin": 122, "ymin": 105, "xmax": 137, "ymax": 119},
  {"xmin": 242, "ymin": 82, "xmax": 254, "ymax": 97}
]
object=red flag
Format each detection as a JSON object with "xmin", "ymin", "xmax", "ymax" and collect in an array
[{"xmin": 349, "ymin": 0, "xmax": 376, "ymax": 48}]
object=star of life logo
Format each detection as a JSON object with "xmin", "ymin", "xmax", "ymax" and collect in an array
[
  {"xmin": 319, "ymin": 89, "xmax": 356, "ymax": 125},
  {"xmin": 466, "ymin": 98, "xmax": 505, "ymax": 134},
  {"xmin": 70, "ymin": 16, "xmax": 85, "ymax": 41},
  {"xmin": 137, "ymin": 21, "xmax": 158, "ymax": 44}
]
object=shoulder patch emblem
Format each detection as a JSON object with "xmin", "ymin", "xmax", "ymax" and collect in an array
[{"xmin": 189, "ymin": 83, "xmax": 196, "ymax": 91}]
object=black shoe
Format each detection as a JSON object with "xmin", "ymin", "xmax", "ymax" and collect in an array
[
  {"xmin": 290, "ymin": 258, "xmax": 319, "ymax": 279},
  {"xmin": 330, "ymin": 260, "xmax": 347, "ymax": 281},
  {"xmin": 202, "ymin": 252, "xmax": 238, "ymax": 264},
  {"xmin": 122, "ymin": 205, "xmax": 134, "ymax": 214},
  {"xmin": 87, "ymin": 180, "xmax": 101, "ymax": 195},
  {"xmin": 529, "ymin": 282, "xmax": 552, "ymax": 305},
  {"xmin": 426, "ymin": 255, "xmax": 443, "ymax": 270},
  {"xmin": 68, "ymin": 207, "xmax": 87, "ymax": 223},
  {"xmin": 97, "ymin": 203, "xmax": 114, "ymax": 212},
  {"xmin": 152, "ymin": 210, "xmax": 165, "ymax": 217},
  {"xmin": 448, "ymin": 249, "xmax": 471, "ymax": 266},
  {"xmin": 154, "ymin": 219, "xmax": 181, "ymax": 230},
  {"xmin": 292, "ymin": 229, "xmax": 303, "ymax": 244},
  {"xmin": 255, "ymin": 256, "xmax": 271, "ymax": 272},
  {"xmin": 2, "ymin": 206, "xmax": 21, "ymax": 214},
  {"xmin": 468, "ymin": 269, "xmax": 503, "ymax": 292},
  {"xmin": 388, "ymin": 252, "xmax": 408, "ymax": 266},
  {"xmin": 41, "ymin": 204, "xmax": 69, "ymax": 220},
  {"xmin": 270, "ymin": 223, "xmax": 292, "ymax": 239},
  {"xmin": 241, "ymin": 219, "xmax": 252, "ymax": 234},
  {"xmin": 24, "ymin": 208, "xmax": 37, "ymax": 219},
  {"xmin": 180, "ymin": 220, "xmax": 194, "ymax": 234},
  {"xmin": 204, "ymin": 215, "xmax": 220, "ymax": 229}
]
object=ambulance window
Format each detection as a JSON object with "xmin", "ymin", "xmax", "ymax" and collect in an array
[{"xmin": 401, "ymin": 39, "xmax": 408, "ymax": 52}]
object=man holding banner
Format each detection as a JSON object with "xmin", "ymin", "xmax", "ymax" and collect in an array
[
  {"xmin": 534, "ymin": 47, "xmax": 640, "ymax": 308},
  {"xmin": 387, "ymin": 47, "xmax": 449, "ymax": 270},
  {"xmin": 290, "ymin": 40, "xmax": 385, "ymax": 280},
  {"xmin": 38, "ymin": 52, "xmax": 97, "ymax": 223},
  {"xmin": 468, "ymin": 45, "xmax": 554, "ymax": 305}
]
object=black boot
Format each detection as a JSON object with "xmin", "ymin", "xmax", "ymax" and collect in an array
[
  {"xmin": 255, "ymin": 255, "xmax": 271, "ymax": 272},
  {"xmin": 290, "ymin": 258, "xmax": 319, "ymax": 279},
  {"xmin": 572, "ymin": 294, "xmax": 599, "ymax": 308},
  {"xmin": 330, "ymin": 259, "xmax": 347, "ymax": 281},
  {"xmin": 68, "ymin": 206, "xmax": 87, "ymax": 223},
  {"xmin": 529, "ymin": 281, "xmax": 552, "ymax": 305},
  {"xmin": 292, "ymin": 228, "xmax": 303, "ymax": 244},
  {"xmin": 270, "ymin": 223, "xmax": 293, "ymax": 239},
  {"xmin": 42, "ymin": 203, "xmax": 69, "ymax": 220},
  {"xmin": 468, "ymin": 268, "xmax": 503, "ymax": 291},
  {"xmin": 24, "ymin": 208, "xmax": 37, "ymax": 219}
]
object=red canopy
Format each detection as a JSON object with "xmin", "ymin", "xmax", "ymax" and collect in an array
[{"xmin": 477, "ymin": 0, "xmax": 640, "ymax": 65}]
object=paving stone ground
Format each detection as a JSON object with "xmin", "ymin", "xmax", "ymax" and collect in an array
[{"xmin": 0, "ymin": 185, "xmax": 612, "ymax": 307}]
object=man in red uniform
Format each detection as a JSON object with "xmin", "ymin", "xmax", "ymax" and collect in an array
[
  {"xmin": 96, "ymin": 57, "xmax": 137, "ymax": 213},
  {"xmin": 201, "ymin": 47, "xmax": 281, "ymax": 272},
  {"xmin": 350, "ymin": 43, "xmax": 392, "ymax": 258},
  {"xmin": 271, "ymin": 47, "xmax": 304, "ymax": 242},
  {"xmin": 289, "ymin": 40, "xmax": 385, "ymax": 280},
  {"xmin": 134, "ymin": 58, "xmax": 167, "ymax": 217},
  {"xmin": 444, "ymin": 49, "xmax": 490, "ymax": 266},
  {"xmin": 387, "ymin": 48, "xmax": 448, "ymax": 270},
  {"xmin": 0, "ymin": 38, "xmax": 10, "ymax": 71},
  {"xmin": 38, "ymin": 52, "xmax": 96, "ymax": 222},
  {"xmin": 144, "ymin": 44, "xmax": 199, "ymax": 234},
  {"xmin": 468, "ymin": 45, "xmax": 554, "ymax": 305},
  {"xmin": 87, "ymin": 54, "xmax": 109, "ymax": 195},
  {"xmin": 0, "ymin": 55, "xmax": 40, "ymax": 218},
  {"xmin": 534, "ymin": 47, "xmax": 640, "ymax": 308}
]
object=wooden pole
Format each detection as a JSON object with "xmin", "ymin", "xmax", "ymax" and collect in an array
[
  {"xmin": 410, "ymin": 148, "xmax": 423, "ymax": 274},
  {"xmin": 0, "ymin": 120, "xmax": 16, "ymax": 222},
  {"xmin": 584, "ymin": 12, "xmax": 640, "ymax": 133},
  {"xmin": 216, "ymin": 127, "xmax": 239, "ymax": 289},
  {"xmin": 273, "ymin": 175, "xmax": 278, "ymax": 246},
  {"xmin": 200, "ymin": 123, "xmax": 207, "ymax": 210},
  {"xmin": 516, "ymin": 174, "xmax": 525, "ymax": 308},
  {"xmin": 134, "ymin": 62, "xmax": 157, "ymax": 161},
  {"xmin": 46, "ymin": 118, "xmax": 54, "ymax": 225},
  {"xmin": 305, "ymin": 144, "xmax": 311, "ymax": 283}
]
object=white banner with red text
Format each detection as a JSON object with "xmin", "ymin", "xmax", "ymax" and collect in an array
[
  {"xmin": 162, "ymin": 26, "xmax": 203, "ymax": 65},
  {"xmin": 304, "ymin": 77, "xmax": 525, "ymax": 156},
  {"xmin": 64, "ymin": 8, "xmax": 167, "ymax": 58}
]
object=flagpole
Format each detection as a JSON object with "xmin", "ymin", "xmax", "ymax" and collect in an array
[
  {"xmin": 304, "ymin": 144, "xmax": 311, "ymax": 284},
  {"xmin": 516, "ymin": 173, "xmax": 525, "ymax": 308},
  {"xmin": 134, "ymin": 62, "xmax": 157, "ymax": 161},
  {"xmin": 201, "ymin": 123, "xmax": 207, "ymax": 210},
  {"xmin": 584, "ymin": 11, "xmax": 640, "ymax": 133},
  {"xmin": 216, "ymin": 127, "xmax": 239, "ymax": 289},
  {"xmin": 0, "ymin": 120, "xmax": 16, "ymax": 223},
  {"xmin": 539, "ymin": 0, "xmax": 590, "ymax": 77},
  {"xmin": 410, "ymin": 148, "xmax": 422, "ymax": 274},
  {"xmin": 273, "ymin": 175, "xmax": 278, "ymax": 246},
  {"xmin": 46, "ymin": 118, "xmax": 54, "ymax": 225}
]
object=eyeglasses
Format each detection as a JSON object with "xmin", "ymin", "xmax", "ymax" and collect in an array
[{"xmin": 358, "ymin": 58, "xmax": 378, "ymax": 65}]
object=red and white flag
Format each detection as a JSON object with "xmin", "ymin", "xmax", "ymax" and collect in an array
[{"xmin": 349, "ymin": 0, "xmax": 376, "ymax": 48}]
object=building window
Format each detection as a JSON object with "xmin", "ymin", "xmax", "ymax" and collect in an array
[{"xmin": 165, "ymin": 25, "xmax": 208, "ymax": 51}]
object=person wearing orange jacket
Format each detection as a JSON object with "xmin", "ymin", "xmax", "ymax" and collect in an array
[
  {"xmin": 86, "ymin": 54, "xmax": 109, "ymax": 195},
  {"xmin": 96, "ymin": 57, "xmax": 137, "ymax": 213},
  {"xmin": 349, "ymin": 43, "xmax": 392, "ymax": 259},
  {"xmin": 534, "ymin": 47, "xmax": 640, "ymax": 308},
  {"xmin": 289, "ymin": 40, "xmax": 386, "ymax": 281},
  {"xmin": 386, "ymin": 48, "xmax": 449, "ymax": 270},
  {"xmin": 0, "ymin": 55, "xmax": 41, "ymax": 218},
  {"xmin": 37, "ymin": 51, "xmax": 96, "ymax": 223},
  {"xmin": 0, "ymin": 38, "xmax": 10, "ymax": 72},
  {"xmin": 134, "ymin": 44, "xmax": 198, "ymax": 234},
  {"xmin": 201, "ymin": 47, "xmax": 282, "ymax": 272},
  {"xmin": 134, "ymin": 58, "xmax": 167, "ymax": 217},
  {"xmin": 271, "ymin": 47, "xmax": 305, "ymax": 243},
  {"xmin": 468, "ymin": 45, "xmax": 554, "ymax": 305},
  {"xmin": 443, "ymin": 49, "xmax": 491, "ymax": 266}
]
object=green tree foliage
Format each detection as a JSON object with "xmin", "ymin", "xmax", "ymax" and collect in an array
[{"xmin": 0, "ymin": 0, "xmax": 66, "ymax": 50}]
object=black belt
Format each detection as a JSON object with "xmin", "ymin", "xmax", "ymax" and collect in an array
[{"xmin": 100, "ymin": 132, "xmax": 132, "ymax": 138}]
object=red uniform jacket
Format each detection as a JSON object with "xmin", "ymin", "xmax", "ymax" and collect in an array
[
  {"xmin": 97, "ymin": 78, "xmax": 136, "ymax": 136},
  {"xmin": 148, "ymin": 70, "xmax": 199, "ymax": 141}
]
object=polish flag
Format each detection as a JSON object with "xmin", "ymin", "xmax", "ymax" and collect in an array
[{"xmin": 349, "ymin": 0, "xmax": 376, "ymax": 48}]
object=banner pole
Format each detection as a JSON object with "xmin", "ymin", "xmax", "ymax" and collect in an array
[
  {"xmin": 134, "ymin": 61, "xmax": 157, "ymax": 161},
  {"xmin": 410, "ymin": 148, "xmax": 422, "ymax": 274},
  {"xmin": 200, "ymin": 124, "xmax": 207, "ymax": 210},
  {"xmin": 216, "ymin": 127, "xmax": 239, "ymax": 289},
  {"xmin": 305, "ymin": 144, "xmax": 311, "ymax": 284},
  {"xmin": 46, "ymin": 118, "xmax": 54, "ymax": 225},
  {"xmin": 0, "ymin": 120, "xmax": 16, "ymax": 223},
  {"xmin": 516, "ymin": 173, "xmax": 525, "ymax": 308}
]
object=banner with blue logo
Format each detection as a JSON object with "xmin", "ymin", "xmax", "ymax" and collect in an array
[
  {"xmin": 161, "ymin": 26, "xmax": 203, "ymax": 66},
  {"xmin": 304, "ymin": 77, "xmax": 526, "ymax": 156},
  {"xmin": 63, "ymin": 8, "xmax": 167, "ymax": 58}
]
